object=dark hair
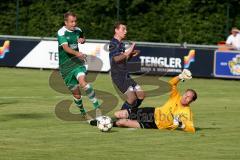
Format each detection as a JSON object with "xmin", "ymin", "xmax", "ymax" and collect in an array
[
  {"xmin": 113, "ymin": 21, "xmax": 127, "ymax": 32},
  {"xmin": 186, "ymin": 89, "xmax": 198, "ymax": 101},
  {"xmin": 64, "ymin": 11, "xmax": 76, "ymax": 21}
]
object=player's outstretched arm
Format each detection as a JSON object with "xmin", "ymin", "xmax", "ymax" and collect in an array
[
  {"xmin": 168, "ymin": 76, "xmax": 180, "ymax": 97},
  {"xmin": 168, "ymin": 69, "xmax": 192, "ymax": 97}
]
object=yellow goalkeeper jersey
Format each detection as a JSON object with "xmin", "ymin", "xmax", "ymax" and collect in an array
[{"xmin": 154, "ymin": 76, "xmax": 195, "ymax": 133}]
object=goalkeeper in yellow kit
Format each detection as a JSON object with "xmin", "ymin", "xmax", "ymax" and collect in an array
[{"xmin": 114, "ymin": 69, "xmax": 197, "ymax": 133}]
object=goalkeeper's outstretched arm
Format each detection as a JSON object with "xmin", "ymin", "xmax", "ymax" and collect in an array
[{"xmin": 168, "ymin": 69, "xmax": 192, "ymax": 98}]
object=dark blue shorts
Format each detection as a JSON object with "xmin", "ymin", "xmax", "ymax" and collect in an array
[{"xmin": 111, "ymin": 74, "xmax": 137, "ymax": 93}]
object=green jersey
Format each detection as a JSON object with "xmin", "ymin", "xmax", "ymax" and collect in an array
[{"xmin": 57, "ymin": 26, "xmax": 85, "ymax": 76}]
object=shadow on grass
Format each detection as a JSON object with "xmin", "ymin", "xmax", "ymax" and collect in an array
[
  {"xmin": 0, "ymin": 113, "xmax": 50, "ymax": 121},
  {"xmin": 0, "ymin": 101, "xmax": 19, "ymax": 106},
  {"xmin": 102, "ymin": 130, "xmax": 118, "ymax": 133},
  {"xmin": 195, "ymin": 127, "xmax": 221, "ymax": 131}
]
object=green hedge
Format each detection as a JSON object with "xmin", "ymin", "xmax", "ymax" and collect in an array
[{"xmin": 1, "ymin": 0, "xmax": 240, "ymax": 44}]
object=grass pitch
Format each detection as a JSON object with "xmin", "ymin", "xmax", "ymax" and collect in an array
[{"xmin": 0, "ymin": 68, "xmax": 240, "ymax": 160}]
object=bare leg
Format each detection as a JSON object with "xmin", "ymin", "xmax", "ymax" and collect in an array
[
  {"xmin": 78, "ymin": 75, "xmax": 87, "ymax": 88},
  {"xmin": 125, "ymin": 90, "xmax": 137, "ymax": 105},
  {"xmin": 71, "ymin": 86, "xmax": 81, "ymax": 99},
  {"xmin": 114, "ymin": 109, "xmax": 129, "ymax": 119},
  {"xmin": 120, "ymin": 90, "xmax": 137, "ymax": 111},
  {"xmin": 135, "ymin": 90, "xmax": 145, "ymax": 100},
  {"xmin": 116, "ymin": 119, "xmax": 141, "ymax": 128}
]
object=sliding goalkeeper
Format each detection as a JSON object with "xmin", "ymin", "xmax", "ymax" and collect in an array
[{"xmin": 114, "ymin": 69, "xmax": 197, "ymax": 133}]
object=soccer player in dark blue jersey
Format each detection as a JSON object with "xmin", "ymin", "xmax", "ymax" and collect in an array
[{"xmin": 109, "ymin": 21, "xmax": 145, "ymax": 113}]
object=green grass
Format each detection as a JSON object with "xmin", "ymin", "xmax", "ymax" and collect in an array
[{"xmin": 0, "ymin": 67, "xmax": 240, "ymax": 160}]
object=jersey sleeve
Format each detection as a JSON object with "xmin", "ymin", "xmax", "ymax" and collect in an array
[
  {"xmin": 168, "ymin": 76, "xmax": 181, "ymax": 98},
  {"xmin": 109, "ymin": 41, "xmax": 121, "ymax": 59},
  {"xmin": 58, "ymin": 36, "xmax": 67, "ymax": 46},
  {"xmin": 180, "ymin": 110, "xmax": 195, "ymax": 133},
  {"xmin": 57, "ymin": 30, "xmax": 68, "ymax": 46}
]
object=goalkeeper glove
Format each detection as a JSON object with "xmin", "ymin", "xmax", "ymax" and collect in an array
[
  {"xmin": 178, "ymin": 69, "xmax": 192, "ymax": 81},
  {"xmin": 173, "ymin": 115, "xmax": 180, "ymax": 126},
  {"xmin": 173, "ymin": 115, "xmax": 185, "ymax": 129}
]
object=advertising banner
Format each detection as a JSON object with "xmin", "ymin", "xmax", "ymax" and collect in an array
[
  {"xmin": 0, "ymin": 37, "xmax": 219, "ymax": 78},
  {"xmin": 17, "ymin": 41, "xmax": 110, "ymax": 71},
  {"xmin": 0, "ymin": 39, "xmax": 110, "ymax": 72},
  {"xmin": 0, "ymin": 39, "xmax": 39, "ymax": 67},
  {"xmin": 130, "ymin": 46, "xmax": 214, "ymax": 77},
  {"xmin": 214, "ymin": 50, "xmax": 240, "ymax": 79}
]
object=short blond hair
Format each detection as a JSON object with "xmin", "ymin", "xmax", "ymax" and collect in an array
[{"xmin": 64, "ymin": 11, "xmax": 76, "ymax": 21}]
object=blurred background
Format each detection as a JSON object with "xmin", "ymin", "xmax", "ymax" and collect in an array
[
  {"xmin": 1, "ymin": 1, "xmax": 240, "ymax": 160},
  {"xmin": 1, "ymin": 0, "xmax": 240, "ymax": 44}
]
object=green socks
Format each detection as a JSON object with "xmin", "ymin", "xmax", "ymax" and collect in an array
[
  {"xmin": 84, "ymin": 84, "xmax": 100, "ymax": 109},
  {"xmin": 73, "ymin": 84, "xmax": 100, "ymax": 116},
  {"xmin": 74, "ymin": 97, "xmax": 86, "ymax": 115}
]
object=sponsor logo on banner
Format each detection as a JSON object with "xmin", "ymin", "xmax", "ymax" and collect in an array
[
  {"xmin": 0, "ymin": 40, "xmax": 10, "ymax": 59},
  {"xmin": 228, "ymin": 54, "xmax": 240, "ymax": 75},
  {"xmin": 139, "ymin": 56, "xmax": 182, "ymax": 73},
  {"xmin": 184, "ymin": 50, "xmax": 195, "ymax": 68},
  {"xmin": 138, "ymin": 49, "xmax": 196, "ymax": 74},
  {"xmin": 214, "ymin": 50, "xmax": 240, "ymax": 78}
]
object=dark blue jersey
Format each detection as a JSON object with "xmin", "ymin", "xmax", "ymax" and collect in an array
[
  {"xmin": 109, "ymin": 38, "xmax": 137, "ymax": 93},
  {"xmin": 109, "ymin": 38, "xmax": 128, "ymax": 76}
]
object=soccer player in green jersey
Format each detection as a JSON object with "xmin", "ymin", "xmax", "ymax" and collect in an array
[{"xmin": 57, "ymin": 11, "xmax": 101, "ymax": 119}]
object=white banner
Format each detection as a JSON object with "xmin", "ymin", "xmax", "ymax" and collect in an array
[{"xmin": 16, "ymin": 40, "xmax": 110, "ymax": 72}]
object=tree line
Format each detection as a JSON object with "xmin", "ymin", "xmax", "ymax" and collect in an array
[{"xmin": 0, "ymin": 0, "xmax": 240, "ymax": 45}]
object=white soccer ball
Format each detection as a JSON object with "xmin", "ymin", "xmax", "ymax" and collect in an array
[{"xmin": 96, "ymin": 116, "xmax": 113, "ymax": 132}]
